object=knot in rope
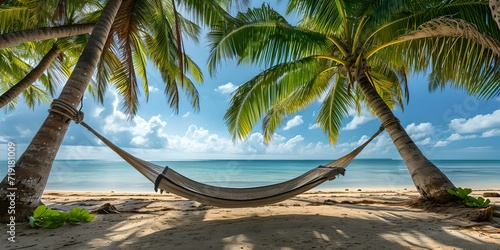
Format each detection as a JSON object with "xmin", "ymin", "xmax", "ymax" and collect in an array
[{"xmin": 48, "ymin": 99, "xmax": 85, "ymax": 124}]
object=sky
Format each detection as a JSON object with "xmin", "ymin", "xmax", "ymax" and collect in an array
[{"xmin": 1, "ymin": 2, "xmax": 499, "ymax": 161}]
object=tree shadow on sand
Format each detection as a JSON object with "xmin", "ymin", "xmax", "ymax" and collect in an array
[{"xmin": 7, "ymin": 194, "xmax": 500, "ymax": 250}]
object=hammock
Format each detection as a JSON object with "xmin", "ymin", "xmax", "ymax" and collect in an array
[
  {"xmin": 79, "ymin": 122, "xmax": 383, "ymax": 207},
  {"xmin": 49, "ymin": 99, "xmax": 385, "ymax": 207}
]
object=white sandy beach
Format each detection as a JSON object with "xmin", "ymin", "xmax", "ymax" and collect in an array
[{"xmin": 3, "ymin": 188, "xmax": 500, "ymax": 250}]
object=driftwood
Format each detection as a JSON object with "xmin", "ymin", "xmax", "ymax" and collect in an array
[
  {"xmin": 91, "ymin": 203, "xmax": 120, "ymax": 214},
  {"xmin": 483, "ymin": 192, "xmax": 500, "ymax": 197}
]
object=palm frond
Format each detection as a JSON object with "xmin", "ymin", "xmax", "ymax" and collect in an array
[
  {"xmin": 131, "ymin": 31, "xmax": 148, "ymax": 101},
  {"xmin": 262, "ymin": 63, "xmax": 337, "ymax": 143},
  {"xmin": 91, "ymin": 35, "xmax": 119, "ymax": 104},
  {"xmin": 403, "ymin": 17, "xmax": 500, "ymax": 56},
  {"xmin": 285, "ymin": 0, "xmax": 346, "ymax": 37},
  {"xmin": 208, "ymin": 3, "xmax": 330, "ymax": 75},
  {"xmin": 224, "ymin": 57, "xmax": 321, "ymax": 141},
  {"xmin": 177, "ymin": 0, "xmax": 233, "ymax": 27},
  {"xmin": 367, "ymin": 16, "xmax": 500, "ymax": 59},
  {"xmin": 0, "ymin": 6, "xmax": 31, "ymax": 32},
  {"xmin": 21, "ymin": 83, "xmax": 50, "ymax": 109},
  {"xmin": 364, "ymin": 1, "xmax": 497, "ymax": 53},
  {"xmin": 316, "ymin": 74, "xmax": 353, "ymax": 144},
  {"xmin": 176, "ymin": 70, "xmax": 200, "ymax": 112}
]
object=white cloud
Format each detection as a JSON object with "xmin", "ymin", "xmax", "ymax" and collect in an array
[
  {"xmin": 131, "ymin": 136, "xmax": 147, "ymax": 146},
  {"xmin": 348, "ymin": 133, "xmax": 393, "ymax": 155},
  {"xmin": 459, "ymin": 146, "xmax": 493, "ymax": 152},
  {"xmin": 165, "ymin": 126, "xmax": 305, "ymax": 156},
  {"xmin": 215, "ymin": 82, "xmax": 238, "ymax": 94},
  {"xmin": 102, "ymin": 93, "xmax": 168, "ymax": 148},
  {"xmin": 148, "ymin": 86, "xmax": 160, "ymax": 93},
  {"xmin": 343, "ymin": 106, "xmax": 376, "ymax": 130},
  {"xmin": 283, "ymin": 115, "xmax": 304, "ymax": 130},
  {"xmin": 93, "ymin": 107, "xmax": 105, "ymax": 117},
  {"xmin": 481, "ymin": 129, "xmax": 500, "ymax": 138},
  {"xmin": 434, "ymin": 141, "xmax": 449, "ymax": 147},
  {"xmin": 96, "ymin": 95, "xmax": 316, "ymax": 156},
  {"xmin": 16, "ymin": 127, "xmax": 32, "ymax": 137},
  {"xmin": 405, "ymin": 122, "xmax": 433, "ymax": 140},
  {"xmin": 449, "ymin": 109, "xmax": 500, "ymax": 133},
  {"xmin": 166, "ymin": 124, "xmax": 236, "ymax": 153},
  {"xmin": 267, "ymin": 135, "xmax": 304, "ymax": 153},
  {"xmin": 308, "ymin": 123, "xmax": 320, "ymax": 130},
  {"xmin": 446, "ymin": 133, "xmax": 477, "ymax": 141},
  {"xmin": 182, "ymin": 112, "xmax": 190, "ymax": 118},
  {"xmin": 416, "ymin": 137, "xmax": 432, "ymax": 145}
]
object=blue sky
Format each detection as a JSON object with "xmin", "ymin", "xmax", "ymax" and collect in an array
[{"xmin": 1, "ymin": 2, "xmax": 499, "ymax": 161}]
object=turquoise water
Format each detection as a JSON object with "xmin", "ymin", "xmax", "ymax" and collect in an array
[{"xmin": 11, "ymin": 159, "xmax": 496, "ymax": 192}]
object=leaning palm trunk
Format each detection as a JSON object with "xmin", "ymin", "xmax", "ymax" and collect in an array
[
  {"xmin": 0, "ymin": 1, "xmax": 122, "ymax": 223},
  {"xmin": 357, "ymin": 73, "xmax": 456, "ymax": 202},
  {"xmin": 0, "ymin": 24, "xmax": 94, "ymax": 50},
  {"xmin": 0, "ymin": 44, "xmax": 61, "ymax": 109}
]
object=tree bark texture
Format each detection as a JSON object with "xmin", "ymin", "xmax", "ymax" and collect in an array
[
  {"xmin": 0, "ymin": 0, "xmax": 122, "ymax": 223},
  {"xmin": 0, "ymin": 23, "xmax": 94, "ymax": 50}
]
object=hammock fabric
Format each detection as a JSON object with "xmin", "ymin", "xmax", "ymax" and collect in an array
[
  {"xmin": 49, "ymin": 96, "xmax": 386, "ymax": 207},
  {"xmin": 79, "ymin": 121, "xmax": 384, "ymax": 208}
]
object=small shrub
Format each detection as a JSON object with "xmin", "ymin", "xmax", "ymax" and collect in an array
[
  {"xmin": 29, "ymin": 205, "xmax": 95, "ymax": 229},
  {"xmin": 447, "ymin": 187, "xmax": 491, "ymax": 208}
]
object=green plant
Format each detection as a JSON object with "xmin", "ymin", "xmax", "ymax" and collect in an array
[
  {"xmin": 447, "ymin": 187, "xmax": 472, "ymax": 200},
  {"xmin": 447, "ymin": 187, "xmax": 491, "ymax": 208},
  {"xmin": 29, "ymin": 205, "xmax": 95, "ymax": 229}
]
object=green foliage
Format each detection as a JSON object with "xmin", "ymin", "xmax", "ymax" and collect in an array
[
  {"xmin": 66, "ymin": 207, "xmax": 95, "ymax": 224},
  {"xmin": 29, "ymin": 205, "xmax": 95, "ymax": 229},
  {"xmin": 447, "ymin": 187, "xmax": 472, "ymax": 200},
  {"xmin": 208, "ymin": 1, "xmax": 500, "ymax": 145},
  {"xmin": 447, "ymin": 187, "xmax": 491, "ymax": 208}
]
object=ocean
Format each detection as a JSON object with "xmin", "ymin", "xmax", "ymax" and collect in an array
[{"xmin": 11, "ymin": 159, "xmax": 497, "ymax": 192}]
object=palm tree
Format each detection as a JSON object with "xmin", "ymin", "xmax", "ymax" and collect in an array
[
  {"xmin": 0, "ymin": 43, "xmax": 61, "ymax": 109},
  {"xmin": 0, "ymin": 0, "xmax": 246, "ymax": 222},
  {"xmin": 0, "ymin": 0, "xmax": 123, "ymax": 223},
  {"xmin": 91, "ymin": 0, "xmax": 247, "ymax": 116},
  {"xmin": 208, "ymin": 1, "xmax": 500, "ymax": 202},
  {"xmin": 0, "ymin": 0, "xmax": 99, "ymax": 109},
  {"xmin": 0, "ymin": 44, "xmax": 52, "ymax": 110}
]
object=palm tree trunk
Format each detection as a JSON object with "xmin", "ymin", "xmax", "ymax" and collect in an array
[
  {"xmin": 0, "ymin": 44, "xmax": 61, "ymax": 109},
  {"xmin": 0, "ymin": 0, "xmax": 122, "ymax": 223},
  {"xmin": 357, "ymin": 73, "xmax": 457, "ymax": 202},
  {"xmin": 0, "ymin": 23, "xmax": 94, "ymax": 50}
]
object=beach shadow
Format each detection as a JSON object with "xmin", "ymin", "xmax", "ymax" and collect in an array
[
  {"xmin": 7, "ymin": 193, "xmax": 210, "ymax": 250},
  {"xmin": 92, "ymin": 205, "xmax": 500, "ymax": 249},
  {"xmin": 109, "ymin": 204, "xmax": 499, "ymax": 250},
  {"xmin": 8, "ymin": 196, "xmax": 500, "ymax": 250}
]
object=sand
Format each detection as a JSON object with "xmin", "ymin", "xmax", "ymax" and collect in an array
[{"xmin": 3, "ymin": 189, "xmax": 500, "ymax": 250}]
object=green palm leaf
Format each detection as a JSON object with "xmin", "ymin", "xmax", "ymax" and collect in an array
[
  {"xmin": 317, "ymin": 74, "xmax": 352, "ymax": 144},
  {"xmin": 208, "ymin": 3, "xmax": 332, "ymax": 75},
  {"xmin": 262, "ymin": 63, "xmax": 336, "ymax": 143}
]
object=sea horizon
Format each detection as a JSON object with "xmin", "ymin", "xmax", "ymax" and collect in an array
[{"xmin": 3, "ymin": 158, "xmax": 497, "ymax": 193}]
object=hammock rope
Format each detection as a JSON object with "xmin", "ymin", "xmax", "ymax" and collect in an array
[{"xmin": 49, "ymin": 99, "xmax": 387, "ymax": 207}]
